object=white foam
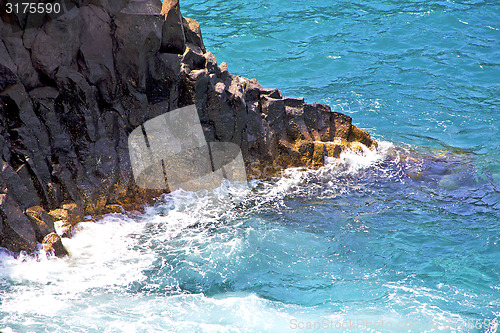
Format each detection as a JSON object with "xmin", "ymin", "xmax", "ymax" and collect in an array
[
  {"xmin": 0, "ymin": 139, "xmax": 419, "ymax": 332},
  {"xmin": 257, "ymin": 140, "xmax": 393, "ymax": 202},
  {"xmin": 335, "ymin": 141, "xmax": 392, "ymax": 172},
  {"xmin": 0, "ymin": 213, "xmax": 155, "ymax": 320}
]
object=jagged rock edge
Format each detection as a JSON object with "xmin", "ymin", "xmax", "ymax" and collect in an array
[{"xmin": 0, "ymin": 0, "xmax": 377, "ymax": 254}]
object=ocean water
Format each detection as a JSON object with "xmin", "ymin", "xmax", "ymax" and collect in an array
[{"xmin": 1, "ymin": 0, "xmax": 499, "ymax": 332}]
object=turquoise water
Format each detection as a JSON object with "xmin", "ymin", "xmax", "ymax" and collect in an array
[
  {"xmin": 184, "ymin": 0, "xmax": 500, "ymax": 171},
  {"xmin": 1, "ymin": 0, "xmax": 499, "ymax": 332}
]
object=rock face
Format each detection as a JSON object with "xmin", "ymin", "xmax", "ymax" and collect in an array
[
  {"xmin": 0, "ymin": 194, "xmax": 36, "ymax": 252},
  {"xmin": 0, "ymin": 0, "xmax": 377, "ymax": 254}
]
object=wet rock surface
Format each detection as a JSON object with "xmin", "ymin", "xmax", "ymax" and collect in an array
[
  {"xmin": 0, "ymin": 0, "xmax": 377, "ymax": 253},
  {"xmin": 42, "ymin": 232, "xmax": 68, "ymax": 258}
]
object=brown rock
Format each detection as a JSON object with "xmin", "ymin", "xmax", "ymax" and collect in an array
[
  {"xmin": 244, "ymin": 78, "xmax": 263, "ymax": 101},
  {"xmin": 56, "ymin": 221, "xmax": 74, "ymax": 239},
  {"xmin": 25, "ymin": 206, "xmax": 56, "ymax": 242},
  {"xmin": 42, "ymin": 232, "xmax": 68, "ymax": 257},
  {"xmin": 303, "ymin": 103, "xmax": 331, "ymax": 141},
  {"xmin": 286, "ymin": 112, "xmax": 313, "ymax": 143},
  {"xmin": 285, "ymin": 116, "xmax": 302, "ymax": 142},
  {"xmin": 0, "ymin": 84, "xmax": 53, "ymax": 193},
  {"xmin": 325, "ymin": 142, "xmax": 342, "ymax": 159},
  {"xmin": 348, "ymin": 125, "xmax": 378, "ymax": 149},
  {"xmin": 331, "ymin": 112, "xmax": 353, "ymax": 140},
  {"xmin": 348, "ymin": 141, "xmax": 365, "ymax": 154},
  {"xmin": 48, "ymin": 209, "xmax": 68, "ymax": 222},
  {"xmin": 278, "ymin": 139, "xmax": 301, "ymax": 166},
  {"xmin": 219, "ymin": 62, "xmax": 228, "ymax": 73},
  {"xmin": 85, "ymin": 0, "xmax": 129, "ymax": 17},
  {"xmin": 298, "ymin": 141, "xmax": 314, "ymax": 162},
  {"xmin": 103, "ymin": 205, "xmax": 124, "ymax": 214},
  {"xmin": 62, "ymin": 203, "xmax": 83, "ymax": 225},
  {"xmin": 312, "ymin": 142, "xmax": 325, "ymax": 166},
  {"xmin": 84, "ymin": 195, "xmax": 107, "ymax": 216}
]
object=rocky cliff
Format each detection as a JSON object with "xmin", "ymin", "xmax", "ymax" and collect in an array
[{"xmin": 0, "ymin": 0, "xmax": 376, "ymax": 255}]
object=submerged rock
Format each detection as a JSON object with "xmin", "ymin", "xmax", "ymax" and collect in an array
[{"xmin": 0, "ymin": 0, "xmax": 377, "ymax": 254}]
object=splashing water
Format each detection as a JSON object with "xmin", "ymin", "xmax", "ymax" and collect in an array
[
  {"xmin": 1, "ymin": 142, "xmax": 498, "ymax": 332},
  {"xmin": 2, "ymin": 0, "xmax": 500, "ymax": 330}
]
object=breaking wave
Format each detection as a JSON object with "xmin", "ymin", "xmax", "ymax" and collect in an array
[{"xmin": 2, "ymin": 141, "xmax": 498, "ymax": 332}]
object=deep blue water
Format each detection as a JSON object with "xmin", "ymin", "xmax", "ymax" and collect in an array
[{"xmin": 1, "ymin": 0, "xmax": 499, "ymax": 332}]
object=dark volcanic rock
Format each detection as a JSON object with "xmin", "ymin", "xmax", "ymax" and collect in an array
[
  {"xmin": 0, "ymin": 161, "xmax": 40, "ymax": 209},
  {"xmin": 183, "ymin": 17, "xmax": 206, "ymax": 53},
  {"xmin": 161, "ymin": 0, "xmax": 186, "ymax": 54},
  {"xmin": 0, "ymin": 194, "xmax": 36, "ymax": 252},
  {"xmin": 31, "ymin": 7, "xmax": 82, "ymax": 80},
  {"xmin": 0, "ymin": 0, "xmax": 377, "ymax": 254},
  {"xmin": 1, "ymin": 27, "xmax": 40, "ymax": 90},
  {"xmin": 0, "ymin": 55, "xmax": 19, "ymax": 92}
]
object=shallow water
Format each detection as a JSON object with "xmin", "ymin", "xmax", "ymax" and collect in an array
[{"xmin": 1, "ymin": 0, "xmax": 499, "ymax": 332}]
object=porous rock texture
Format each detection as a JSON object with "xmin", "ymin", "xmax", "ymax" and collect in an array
[{"xmin": 0, "ymin": 0, "xmax": 376, "ymax": 254}]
